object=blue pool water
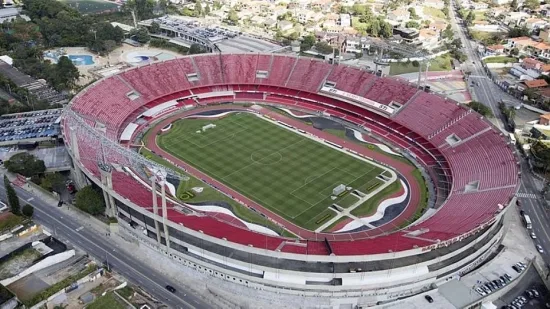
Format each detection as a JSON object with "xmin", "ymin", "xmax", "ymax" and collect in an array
[{"xmin": 68, "ymin": 54, "xmax": 94, "ymax": 66}]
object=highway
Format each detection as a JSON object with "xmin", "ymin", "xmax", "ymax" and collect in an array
[
  {"xmin": 0, "ymin": 180, "xmax": 211, "ymax": 309},
  {"xmin": 450, "ymin": 0, "xmax": 550, "ymax": 265}
]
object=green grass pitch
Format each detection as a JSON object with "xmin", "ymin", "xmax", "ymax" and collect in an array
[{"xmin": 157, "ymin": 113, "xmax": 383, "ymax": 230}]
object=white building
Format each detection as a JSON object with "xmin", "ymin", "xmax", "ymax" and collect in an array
[{"xmin": 339, "ymin": 13, "xmax": 351, "ymax": 27}]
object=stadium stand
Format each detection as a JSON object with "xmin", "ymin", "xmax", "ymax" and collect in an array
[{"xmin": 63, "ymin": 54, "xmax": 519, "ymax": 303}]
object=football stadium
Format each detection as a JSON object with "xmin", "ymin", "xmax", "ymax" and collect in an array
[{"xmin": 62, "ymin": 53, "xmax": 520, "ymax": 307}]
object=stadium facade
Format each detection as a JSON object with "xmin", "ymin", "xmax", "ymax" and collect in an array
[{"xmin": 61, "ymin": 53, "xmax": 519, "ymax": 307}]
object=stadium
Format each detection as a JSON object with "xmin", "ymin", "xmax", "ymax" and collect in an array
[{"xmin": 61, "ymin": 53, "xmax": 520, "ymax": 307}]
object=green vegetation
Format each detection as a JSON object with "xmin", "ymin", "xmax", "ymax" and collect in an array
[
  {"xmin": 157, "ymin": 113, "xmax": 382, "ymax": 230},
  {"xmin": 88, "ymin": 292, "xmax": 126, "ymax": 309},
  {"xmin": 390, "ymin": 54, "xmax": 452, "ymax": 75},
  {"xmin": 74, "ymin": 186, "xmax": 105, "ymax": 215},
  {"xmin": 423, "ymin": 7, "xmax": 446, "ymax": 20},
  {"xmin": 22, "ymin": 204, "xmax": 34, "ymax": 217},
  {"xmin": 336, "ymin": 193, "xmax": 359, "ymax": 208},
  {"xmin": 0, "ymin": 212, "xmax": 25, "ymax": 233},
  {"xmin": 149, "ymin": 38, "xmax": 190, "ymax": 55},
  {"xmin": 468, "ymin": 101, "xmax": 494, "ymax": 117},
  {"xmin": 39, "ymin": 172, "xmax": 65, "ymax": 193},
  {"xmin": 23, "ymin": 265, "xmax": 97, "ymax": 306},
  {"xmin": 4, "ymin": 175, "xmax": 20, "ymax": 215},
  {"xmin": 116, "ymin": 286, "xmax": 135, "ymax": 300},
  {"xmin": 469, "ymin": 30, "xmax": 504, "ymax": 45},
  {"xmin": 351, "ymin": 180, "xmax": 402, "ymax": 217},
  {"xmin": 483, "ymin": 56, "xmax": 517, "ymax": 64},
  {"xmin": 140, "ymin": 148, "xmax": 286, "ymax": 235},
  {"xmin": 4, "ymin": 153, "xmax": 46, "ymax": 177}
]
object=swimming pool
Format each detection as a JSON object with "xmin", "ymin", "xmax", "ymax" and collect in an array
[{"xmin": 68, "ymin": 55, "xmax": 94, "ymax": 66}]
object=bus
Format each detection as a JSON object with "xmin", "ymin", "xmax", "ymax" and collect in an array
[
  {"xmin": 522, "ymin": 214, "xmax": 532, "ymax": 229},
  {"xmin": 509, "ymin": 133, "xmax": 516, "ymax": 145}
]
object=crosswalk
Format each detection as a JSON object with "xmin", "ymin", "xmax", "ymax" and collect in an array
[{"xmin": 516, "ymin": 192, "xmax": 538, "ymax": 199}]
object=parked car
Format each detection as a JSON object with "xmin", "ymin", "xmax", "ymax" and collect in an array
[
  {"xmin": 537, "ymin": 245, "xmax": 544, "ymax": 253},
  {"xmin": 425, "ymin": 295, "xmax": 434, "ymax": 303},
  {"xmin": 531, "ymin": 232, "xmax": 537, "ymax": 239}
]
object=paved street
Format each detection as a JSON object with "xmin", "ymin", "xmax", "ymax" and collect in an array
[
  {"xmin": 450, "ymin": 0, "xmax": 550, "ymax": 270},
  {"xmin": 0, "ymin": 180, "xmax": 211, "ymax": 309},
  {"xmin": 449, "ymin": 0, "xmax": 522, "ymax": 129}
]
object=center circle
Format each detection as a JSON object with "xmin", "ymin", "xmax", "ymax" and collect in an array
[{"xmin": 250, "ymin": 150, "xmax": 283, "ymax": 165}]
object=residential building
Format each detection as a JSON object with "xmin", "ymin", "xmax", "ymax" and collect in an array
[
  {"xmin": 419, "ymin": 29, "xmax": 440, "ymax": 50},
  {"xmin": 430, "ymin": 20, "xmax": 448, "ymax": 32},
  {"xmin": 277, "ymin": 20, "xmax": 293, "ymax": 31},
  {"xmin": 493, "ymin": 0, "xmax": 511, "ymax": 5},
  {"xmin": 470, "ymin": 2, "xmax": 488, "ymax": 9},
  {"xmin": 387, "ymin": 9, "xmax": 410, "ymax": 22},
  {"xmin": 339, "ymin": 13, "xmax": 351, "ymax": 27},
  {"xmin": 484, "ymin": 44, "xmax": 505, "ymax": 56},
  {"xmin": 423, "ymin": 0, "xmax": 445, "ymax": 9},
  {"xmin": 504, "ymin": 12, "xmax": 530, "ymax": 26},
  {"xmin": 525, "ymin": 18, "xmax": 548, "ymax": 30},
  {"xmin": 506, "ymin": 36, "xmax": 550, "ymax": 59},
  {"xmin": 522, "ymin": 79, "xmax": 548, "ymax": 90}
]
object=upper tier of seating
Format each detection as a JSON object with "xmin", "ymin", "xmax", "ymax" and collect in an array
[{"xmin": 67, "ymin": 53, "xmax": 519, "ymax": 256}]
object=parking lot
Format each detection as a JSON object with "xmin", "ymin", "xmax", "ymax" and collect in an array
[
  {"xmin": 0, "ymin": 109, "xmax": 61, "ymax": 144},
  {"xmin": 494, "ymin": 266, "xmax": 549, "ymax": 309}
]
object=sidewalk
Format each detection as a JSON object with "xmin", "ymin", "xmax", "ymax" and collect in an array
[{"xmin": 2, "ymin": 171, "xmax": 231, "ymax": 308}]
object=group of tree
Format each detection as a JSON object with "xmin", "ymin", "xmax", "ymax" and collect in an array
[
  {"xmin": 405, "ymin": 21, "xmax": 420, "ymax": 29},
  {"xmin": 4, "ymin": 153, "xmax": 46, "ymax": 177},
  {"xmin": 4, "ymin": 175, "xmax": 20, "ymax": 215},
  {"xmin": 468, "ymin": 101, "xmax": 493, "ymax": 117},
  {"xmin": 300, "ymin": 34, "xmax": 316, "ymax": 51},
  {"xmin": 87, "ymin": 22, "xmax": 125, "ymax": 55},
  {"xmin": 357, "ymin": 10, "xmax": 393, "ymax": 38},
  {"xmin": 40, "ymin": 172, "xmax": 65, "ymax": 193},
  {"xmin": 74, "ymin": 185, "xmax": 105, "ymax": 216},
  {"xmin": 408, "ymin": 7, "xmax": 420, "ymax": 20},
  {"xmin": 508, "ymin": 26, "xmax": 530, "ymax": 38}
]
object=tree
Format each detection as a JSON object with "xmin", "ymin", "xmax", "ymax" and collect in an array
[
  {"xmin": 510, "ymin": 0, "xmax": 518, "ymax": 10},
  {"xmin": 204, "ymin": 4, "xmax": 211, "ymax": 15},
  {"xmin": 443, "ymin": 24, "xmax": 454, "ymax": 40},
  {"xmin": 508, "ymin": 26, "xmax": 530, "ymax": 38},
  {"xmin": 370, "ymin": 20, "xmax": 381, "ymax": 37},
  {"xmin": 195, "ymin": 0, "xmax": 203, "ymax": 16},
  {"xmin": 228, "ymin": 9, "xmax": 238, "ymax": 23},
  {"xmin": 40, "ymin": 172, "xmax": 65, "ymax": 193},
  {"xmin": 300, "ymin": 34, "xmax": 316, "ymax": 51},
  {"xmin": 511, "ymin": 47, "xmax": 519, "ymax": 56},
  {"xmin": 150, "ymin": 21, "xmax": 161, "ymax": 34},
  {"xmin": 4, "ymin": 153, "xmax": 46, "ymax": 177},
  {"xmin": 442, "ymin": 7, "xmax": 449, "ymax": 18},
  {"xmin": 466, "ymin": 11, "xmax": 475, "ymax": 25},
  {"xmin": 4, "ymin": 175, "xmax": 20, "ymax": 215},
  {"xmin": 315, "ymin": 41, "xmax": 334, "ymax": 54},
  {"xmin": 53, "ymin": 56, "xmax": 80, "ymax": 90},
  {"xmin": 468, "ymin": 101, "xmax": 493, "ymax": 117},
  {"xmin": 22, "ymin": 204, "xmax": 34, "ymax": 217},
  {"xmin": 408, "ymin": 7, "xmax": 419, "ymax": 19},
  {"xmin": 189, "ymin": 43, "xmax": 207, "ymax": 54},
  {"xmin": 351, "ymin": 3, "xmax": 367, "ymax": 15},
  {"xmin": 129, "ymin": 27, "xmax": 150, "ymax": 43},
  {"xmin": 380, "ymin": 21, "xmax": 393, "ymax": 38},
  {"xmin": 405, "ymin": 21, "xmax": 420, "ymax": 29},
  {"xmin": 524, "ymin": 0, "xmax": 539, "ymax": 9},
  {"xmin": 125, "ymin": 0, "xmax": 155, "ymax": 20},
  {"xmin": 74, "ymin": 186, "xmax": 105, "ymax": 215}
]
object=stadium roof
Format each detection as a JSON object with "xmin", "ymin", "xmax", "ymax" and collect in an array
[
  {"xmin": 437, "ymin": 279, "xmax": 480, "ymax": 308},
  {"xmin": 216, "ymin": 36, "xmax": 282, "ymax": 53}
]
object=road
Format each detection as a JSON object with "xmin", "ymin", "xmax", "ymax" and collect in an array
[
  {"xmin": 0, "ymin": 181, "xmax": 211, "ymax": 309},
  {"xmin": 450, "ymin": 0, "xmax": 550, "ymax": 266},
  {"xmin": 449, "ymin": 0, "xmax": 522, "ymax": 129}
]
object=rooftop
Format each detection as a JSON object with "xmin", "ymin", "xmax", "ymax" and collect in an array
[{"xmin": 524, "ymin": 79, "xmax": 548, "ymax": 88}]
